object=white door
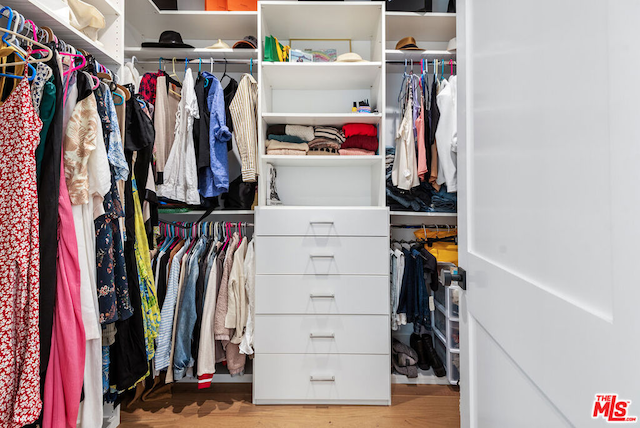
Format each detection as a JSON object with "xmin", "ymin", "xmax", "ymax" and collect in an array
[{"xmin": 458, "ymin": 1, "xmax": 640, "ymax": 426}]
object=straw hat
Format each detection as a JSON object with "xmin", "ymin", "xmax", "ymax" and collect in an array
[
  {"xmin": 336, "ymin": 52, "xmax": 367, "ymax": 62},
  {"xmin": 206, "ymin": 39, "xmax": 231, "ymax": 50},
  {"xmin": 395, "ymin": 36, "xmax": 421, "ymax": 51}
]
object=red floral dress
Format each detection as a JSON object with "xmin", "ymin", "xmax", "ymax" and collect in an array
[{"xmin": 0, "ymin": 77, "xmax": 43, "ymax": 427}]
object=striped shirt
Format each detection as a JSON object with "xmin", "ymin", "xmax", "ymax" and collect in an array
[
  {"xmin": 230, "ymin": 74, "xmax": 259, "ymax": 182},
  {"xmin": 154, "ymin": 243, "xmax": 188, "ymax": 372}
]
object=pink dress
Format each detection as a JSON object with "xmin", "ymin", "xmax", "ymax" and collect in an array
[
  {"xmin": 416, "ymin": 108, "xmax": 428, "ymax": 181},
  {"xmin": 0, "ymin": 77, "xmax": 42, "ymax": 427}
]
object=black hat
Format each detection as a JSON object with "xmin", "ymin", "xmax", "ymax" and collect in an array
[
  {"xmin": 233, "ymin": 36, "xmax": 257, "ymax": 49},
  {"xmin": 142, "ymin": 30, "xmax": 194, "ymax": 48}
]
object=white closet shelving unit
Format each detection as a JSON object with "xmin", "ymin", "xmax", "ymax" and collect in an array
[
  {"xmin": 253, "ymin": 1, "xmax": 390, "ymax": 405},
  {"xmin": 2, "ymin": 0, "xmax": 124, "ymax": 65},
  {"xmin": 385, "ymin": 6, "xmax": 458, "ymax": 386}
]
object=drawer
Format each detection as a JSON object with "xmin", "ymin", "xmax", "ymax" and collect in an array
[
  {"xmin": 255, "ymin": 275, "xmax": 388, "ymax": 315},
  {"xmin": 255, "ymin": 236, "xmax": 388, "ymax": 275},
  {"xmin": 253, "ymin": 354, "xmax": 390, "ymax": 404},
  {"xmin": 254, "ymin": 315, "xmax": 389, "ymax": 354},
  {"xmin": 255, "ymin": 207, "xmax": 388, "ymax": 237}
]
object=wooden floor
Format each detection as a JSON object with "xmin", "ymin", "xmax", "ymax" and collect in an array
[{"xmin": 121, "ymin": 384, "xmax": 460, "ymax": 428}]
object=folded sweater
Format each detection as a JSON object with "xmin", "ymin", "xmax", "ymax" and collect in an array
[
  {"xmin": 343, "ymin": 123, "xmax": 377, "ymax": 138},
  {"xmin": 314, "ymin": 126, "xmax": 345, "ymax": 144},
  {"xmin": 339, "ymin": 148, "xmax": 376, "ymax": 156},
  {"xmin": 266, "ymin": 124, "xmax": 286, "ymax": 136},
  {"xmin": 285, "ymin": 125, "xmax": 315, "ymax": 142},
  {"xmin": 266, "ymin": 140, "xmax": 309, "ymax": 152},
  {"xmin": 308, "ymin": 137, "xmax": 341, "ymax": 151},
  {"xmin": 267, "ymin": 149, "xmax": 307, "ymax": 156},
  {"xmin": 341, "ymin": 135, "xmax": 379, "ymax": 151},
  {"xmin": 268, "ymin": 134, "xmax": 306, "ymax": 144}
]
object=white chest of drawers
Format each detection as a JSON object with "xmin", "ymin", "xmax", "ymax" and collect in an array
[{"xmin": 253, "ymin": 207, "xmax": 391, "ymax": 405}]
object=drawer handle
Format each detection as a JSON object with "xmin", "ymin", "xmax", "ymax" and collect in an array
[
  {"xmin": 310, "ymin": 254, "xmax": 334, "ymax": 259},
  {"xmin": 310, "ymin": 221, "xmax": 334, "ymax": 225},
  {"xmin": 309, "ymin": 332, "xmax": 335, "ymax": 339},
  {"xmin": 310, "ymin": 293, "xmax": 335, "ymax": 299},
  {"xmin": 310, "ymin": 375, "xmax": 335, "ymax": 382}
]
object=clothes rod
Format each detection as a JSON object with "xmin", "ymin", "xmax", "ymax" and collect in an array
[{"xmin": 149, "ymin": 58, "xmax": 256, "ymax": 65}]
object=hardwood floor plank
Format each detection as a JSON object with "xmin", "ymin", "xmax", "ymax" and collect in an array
[{"xmin": 121, "ymin": 385, "xmax": 460, "ymax": 427}]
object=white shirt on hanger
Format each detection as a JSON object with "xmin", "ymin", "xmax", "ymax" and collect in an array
[
  {"xmin": 392, "ymin": 99, "xmax": 420, "ymax": 190},
  {"xmin": 435, "ymin": 75, "xmax": 458, "ymax": 192}
]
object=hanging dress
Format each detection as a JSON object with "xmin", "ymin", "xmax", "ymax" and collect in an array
[{"xmin": 0, "ymin": 75, "xmax": 43, "ymax": 427}]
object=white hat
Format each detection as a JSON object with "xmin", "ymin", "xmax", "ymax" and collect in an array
[
  {"xmin": 206, "ymin": 39, "xmax": 231, "ymax": 50},
  {"xmin": 447, "ymin": 37, "xmax": 457, "ymax": 52},
  {"xmin": 336, "ymin": 52, "xmax": 367, "ymax": 62}
]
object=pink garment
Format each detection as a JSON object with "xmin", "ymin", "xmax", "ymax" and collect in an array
[
  {"xmin": 43, "ymin": 156, "xmax": 86, "ymax": 428},
  {"xmin": 338, "ymin": 148, "xmax": 376, "ymax": 156},
  {"xmin": 416, "ymin": 109, "xmax": 428, "ymax": 181}
]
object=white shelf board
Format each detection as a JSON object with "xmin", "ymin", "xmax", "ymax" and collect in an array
[
  {"xmin": 158, "ymin": 210, "xmax": 254, "ymax": 216},
  {"xmin": 125, "ymin": 47, "xmax": 258, "ymax": 62},
  {"xmin": 126, "ymin": 0, "xmax": 257, "ymax": 41},
  {"xmin": 262, "ymin": 113, "xmax": 382, "ymax": 126},
  {"xmin": 2, "ymin": 0, "xmax": 122, "ymax": 64},
  {"xmin": 262, "ymin": 62, "xmax": 382, "ymax": 90},
  {"xmin": 260, "ymin": 1, "xmax": 382, "ymax": 40},
  {"xmin": 177, "ymin": 374, "xmax": 252, "ymax": 384},
  {"xmin": 386, "ymin": 12, "xmax": 456, "ymax": 43},
  {"xmin": 391, "ymin": 369, "xmax": 452, "ymax": 385},
  {"xmin": 390, "ymin": 211, "xmax": 458, "ymax": 226},
  {"xmin": 386, "ymin": 49, "xmax": 455, "ymax": 62},
  {"xmin": 263, "ymin": 155, "xmax": 383, "ymax": 167}
]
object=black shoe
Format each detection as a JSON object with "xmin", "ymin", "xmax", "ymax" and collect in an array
[
  {"xmin": 409, "ymin": 333, "xmax": 430, "ymax": 371},
  {"xmin": 422, "ymin": 334, "xmax": 446, "ymax": 377}
]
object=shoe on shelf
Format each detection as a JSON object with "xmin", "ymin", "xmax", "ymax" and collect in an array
[
  {"xmin": 409, "ymin": 333, "xmax": 431, "ymax": 371},
  {"xmin": 422, "ymin": 333, "xmax": 446, "ymax": 378}
]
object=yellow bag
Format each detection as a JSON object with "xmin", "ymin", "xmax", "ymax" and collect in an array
[{"xmin": 414, "ymin": 228, "xmax": 458, "ymax": 266}]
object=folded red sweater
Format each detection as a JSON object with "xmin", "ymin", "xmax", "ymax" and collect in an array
[
  {"xmin": 343, "ymin": 123, "xmax": 377, "ymax": 138},
  {"xmin": 341, "ymin": 135, "xmax": 379, "ymax": 151}
]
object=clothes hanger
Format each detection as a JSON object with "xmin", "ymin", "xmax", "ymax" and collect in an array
[
  {"xmin": 250, "ymin": 58, "xmax": 253, "ymax": 76},
  {"xmin": 220, "ymin": 60, "xmax": 230, "ymax": 85},
  {"xmin": 84, "ymin": 71, "xmax": 100, "ymax": 90},
  {"xmin": 0, "ymin": 9, "xmax": 53, "ymax": 66},
  {"xmin": 449, "ymin": 59, "xmax": 454, "ymax": 76},
  {"xmin": 158, "ymin": 56, "xmax": 163, "ymax": 72},
  {"xmin": 170, "ymin": 57, "xmax": 181, "ymax": 83}
]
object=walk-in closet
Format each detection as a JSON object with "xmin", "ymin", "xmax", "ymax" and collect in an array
[{"xmin": 0, "ymin": 0, "xmax": 638, "ymax": 427}]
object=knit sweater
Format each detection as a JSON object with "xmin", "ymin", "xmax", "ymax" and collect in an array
[{"xmin": 285, "ymin": 125, "xmax": 314, "ymax": 142}]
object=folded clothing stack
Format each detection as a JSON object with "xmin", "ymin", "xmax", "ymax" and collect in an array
[
  {"xmin": 340, "ymin": 123, "xmax": 378, "ymax": 155},
  {"xmin": 308, "ymin": 126, "xmax": 345, "ymax": 155},
  {"xmin": 265, "ymin": 139, "xmax": 309, "ymax": 155},
  {"xmin": 266, "ymin": 124, "xmax": 313, "ymax": 155}
]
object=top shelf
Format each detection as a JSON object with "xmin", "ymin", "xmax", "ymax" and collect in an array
[
  {"xmin": 2, "ymin": 0, "xmax": 122, "ymax": 65},
  {"xmin": 386, "ymin": 12, "xmax": 456, "ymax": 43},
  {"xmin": 126, "ymin": 0, "xmax": 257, "ymax": 42}
]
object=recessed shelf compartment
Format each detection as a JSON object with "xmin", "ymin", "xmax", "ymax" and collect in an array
[
  {"xmin": 386, "ymin": 12, "xmax": 456, "ymax": 45},
  {"xmin": 261, "ymin": 62, "xmax": 382, "ymax": 91},
  {"xmin": 262, "ymin": 113, "xmax": 382, "ymax": 126},
  {"xmin": 126, "ymin": 0, "xmax": 257, "ymax": 42}
]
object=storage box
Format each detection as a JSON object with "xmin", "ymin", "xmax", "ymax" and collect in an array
[
  {"xmin": 205, "ymin": 0, "xmax": 226, "ymax": 11},
  {"xmin": 227, "ymin": 0, "xmax": 257, "ymax": 11}
]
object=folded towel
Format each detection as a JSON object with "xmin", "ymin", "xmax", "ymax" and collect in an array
[
  {"xmin": 286, "ymin": 125, "xmax": 315, "ymax": 142},
  {"xmin": 314, "ymin": 126, "xmax": 345, "ymax": 144},
  {"xmin": 308, "ymin": 147, "xmax": 340, "ymax": 156},
  {"xmin": 341, "ymin": 135, "xmax": 379, "ymax": 151},
  {"xmin": 267, "ymin": 149, "xmax": 307, "ymax": 156},
  {"xmin": 307, "ymin": 137, "xmax": 341, "ymax": 151},
  {"xmin": 268, "ymin": 134, "xmax": 306, "ymax": 144},
  {"xmin": 343, "ymin": 123, "xmax": 377, "ymax": 138},
  {"xmin": 266, "ymin": 140, "xmax": 309, "ymax": 152},
  {"xmin": 266, "ymin": 124, "xmax": 286, "ymax": 136},
  {"xmin": 339, "ymin": 148, "xmax": 376, "ymax": 156}
]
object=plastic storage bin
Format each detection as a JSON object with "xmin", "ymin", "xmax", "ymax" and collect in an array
[
  {"xmin": 228, "ymin": 0, "xmax": 257, "ymax": 11},
  {"xmin": 205, "ymin": 0, "xmax": 227, "ymax": 10},
  {"xmin": 434, "ymin": 307, "xmax": 446, "ymax": 337},
  {"xmin": 449, "ymin": 286, "xmax": 460, "ymax": 318},
  {"xmin": 450, "ymin": 320, "xmax": 459, "ymax": 349}
]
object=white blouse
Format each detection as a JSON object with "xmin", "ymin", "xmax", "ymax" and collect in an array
[
  {"xmin": 157, "ymin": 69, "xmax": 201, "ymax": 205},
  {"xmin": 392, "ymin": 99, "xmax": 420, "ymax": 190}
]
